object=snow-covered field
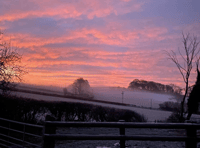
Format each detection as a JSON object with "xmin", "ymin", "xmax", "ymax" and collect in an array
[
  {"xmin": 92, "ymin": 87, "xmax": 177, "ymax": 108},
  {"xmin": 16, "ymin": 84, "xmax": 178, "ymax": 109},
  {"xmin": 12, "ymin": 85, "xmax": 200, "ymax": 122},
  {"xmin": 11, "ymin": 91, "xmax": 173, "ymax": 122}
]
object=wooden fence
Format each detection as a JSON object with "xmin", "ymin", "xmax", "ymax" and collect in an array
[
  {"xmin": 0, "ymin": 117, "xmax": 43, "ymax": 148},
  {"xmin": 43, "ymin": 120, "xmax": 200, "ymax": 148},
  {"xmin": 1, "ymin": 117, "xmax": 200, "ymax": 148}
]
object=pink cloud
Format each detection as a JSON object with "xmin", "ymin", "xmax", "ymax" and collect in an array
[
  {"xmin": 3, "ymin": 25, "xmax": 168, "ymax": 51},
  {"xmin": 22, "ymin": 65, "xmax": 182, "ymax": 87},
  {"xmin": 2, "ymin": 25, "xmax": 173, "ymax": 87},
  {"xmin": 2, "ymin": 0, "xmax": 197, "ymax": 88},
  {"xmin": 0, "ymin": 0, "xmax": 144, "ymax": 21}
]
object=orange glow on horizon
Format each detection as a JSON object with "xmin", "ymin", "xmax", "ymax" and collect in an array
[{"xmin": 1, "ymin": 0, "xmax": 200, "ymax": 89}]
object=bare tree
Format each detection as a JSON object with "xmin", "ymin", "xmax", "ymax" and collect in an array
[
  {"xmin": 0, "ymin": 31, "xmax": 26, "ymax": 94},
  {"xmin": 166, "ymin": 33, "xmax": 200, "ymax": 121}
]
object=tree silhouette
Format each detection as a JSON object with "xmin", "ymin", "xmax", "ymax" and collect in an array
[
  {"xmin": 0, "ymin": 31, "xmax": 26, "ymax": 94},
  {"xmin": 67, "ymin": 78, "xmax": 93, "ymax": 98},
  {"xmin": 72, "ymin": 78, "xmax": 90, "ymax": 95},
  {"xmin": 166, "ymin": 33, "xmax": 200, "ymax": 121},
  {"xmin": 187, "ymin": 60, "xmax": 200, "ymax": 120},
  {"xmin": 128, "ymin": 79, "xmax": 180, "ymax": 94}
]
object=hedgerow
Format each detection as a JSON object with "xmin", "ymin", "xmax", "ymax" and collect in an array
[{"xmin": 0, "ymin": 94, "xmax": 147, "ymax": 124}]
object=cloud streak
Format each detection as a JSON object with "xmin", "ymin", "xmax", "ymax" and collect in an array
[
  {"xmin": 0, "ymin": 0, "xmax": 200, "ymax": 88},
  {"xmin": 0, "ymin": 0, "xmax": 144, "ymax": 21}
]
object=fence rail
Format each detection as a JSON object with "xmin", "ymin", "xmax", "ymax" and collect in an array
[
  {"xmin": 1, "ymin": 117, "xmax": 200, "ymax": 148},
  {"xmin": 43, "ymin": 120, "xmax": 200, "ymax": 148},
  {"xmin": 0, "ymin": 117, "xmax": 43, "ymax": 148}
]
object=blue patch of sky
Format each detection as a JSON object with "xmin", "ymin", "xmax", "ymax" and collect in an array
[
  {"xmin": 43, "ymin": 41, "xmax": 129, "ymax": 52},
  {"xmin": 118, "ymin": 0, "xmax": 200, "ymax": 30},
  {"xmin": 106, "ymin": 12, "xmax": 175, "ymax": 37},
  {"xmin": 58, "ymin": 15, "xmax": 106, "ymax": 29},
  {"xmin": 72, "ymin": 16, "xmax": 106, "ymax": 29},
  {"xmin": 140, "ymin": 0, "xmax": 200, "ymax": 25},
  {"xmin": 6, "ymin": 17, "xmax": 66, "ymax": 37},
  {"xmin": 72, "ymin": 65, "xmax": 116, "ymax": 72},
  {"xmin": 0, "ymin": 1, "xmax": 39, "ymax": 14},
  {"xmin": 45, "ymin": 52, "xmax": 119, "ymax": 65},
  {"xmin": 5, "ymin": 16, "xmax": 106, "ymax": 38},
  {"xmin": 33, "ymin": 63, "xmax": 116, "ymax": 74}
]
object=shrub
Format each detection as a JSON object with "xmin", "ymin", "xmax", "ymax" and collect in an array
[
  {"xmin": 166, "ymin": 111, "xmax": 183, "ymax": 123},
  {"xmin": 0, "ymin": 94, "xmax": 147, "ymax": 123},
  {"xmin": 159, "ymin": 101, "xmax": 181, "ymax": 112}
]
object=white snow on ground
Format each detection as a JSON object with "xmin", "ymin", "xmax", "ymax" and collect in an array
[
  {"xmin": 11, "ymin": 91, "xmax": 173, "ymax": 122},
  {"xmin": 12, "ymin": 85, "xmax": 200, "ymax": 122},
  {"xmin": 92, "ymin": 87, "xmax": 177, "ymax": 108},
  {"xmin": 16, "ymin": 85, "xmax": 178, "ymax": 108}
]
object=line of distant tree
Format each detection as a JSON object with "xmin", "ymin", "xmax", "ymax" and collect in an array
[{"xmin": 128, "ymin": 79, "xmax": 182, "ymax": 95}]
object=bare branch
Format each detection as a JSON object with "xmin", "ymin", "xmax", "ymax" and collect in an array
[
  {"xmin": 165, "ymin": 50, "xmax": 187, "ymax": 83},
  {"xmin": 0, "ymin": 32, "xmax": 27, "ymax": 93},
  {"xmin": 178, "ymin": 48, "xmax": 187, "ymax": 63},
  {"xmin": 168, "ymin": 32, "xmax": 200, "ymax": 120}
]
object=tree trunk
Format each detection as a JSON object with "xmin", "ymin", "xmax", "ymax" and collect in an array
[
  {"xmin": 187, "ymin": 112, "xmax": 192, "ymax": 120},
  {"xmin": 180, "ymin": 82, "xmax": 188, "ymax": 122}
]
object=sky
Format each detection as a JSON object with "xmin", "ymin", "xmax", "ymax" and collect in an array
[{"xmin": 0, "ymin": 0, "xmax": 200, "ymax": 88}]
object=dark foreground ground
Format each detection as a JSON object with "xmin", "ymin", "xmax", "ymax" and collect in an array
[{"xmin": 55, "ymin": 127, "xmax": 200, "ymax": 148}]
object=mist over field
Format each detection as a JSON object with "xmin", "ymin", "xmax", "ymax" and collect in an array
[
  {"xmin": 7, "ymin": 84, "xmax": 200, "ymax": 122},
  {"xmin": 16, "ymin": 83, "xmax": 177, "ymax": 109},
  {"xmin": 92, "ymin": 87, "xmax": 177, "ymax": 108}
]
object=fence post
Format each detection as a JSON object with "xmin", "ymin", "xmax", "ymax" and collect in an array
[
  {"xmin": 119, "ymin": 120, "xmax": 125, "ymax": 148},
  {"xmin": 185, "ymin": 127, "xmax": 197, "ymax": 148},
  {"xmin": 43, "ymin": 115, "xmax": 56, "ymax": 148}
]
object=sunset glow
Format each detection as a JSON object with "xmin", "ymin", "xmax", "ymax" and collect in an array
[{"xmin": 1, "ymin": 0, "xmax": 200, "ymax": 88}]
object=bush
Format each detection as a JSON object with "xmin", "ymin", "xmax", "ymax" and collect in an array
[
  {"xmin": 0, "ymin": 94, "xmax": 147, "ymax": 124},
  {"xmin": 159, "ymin": 101, "xmax": 187, "ymax": 123},
  {"xmin": 0, "ymin": 94, "xmax": 47, "ymax": 123},
  {"xmin": 166, "ymin": 111, "xmax": 182, "ymax": 123},
  {"xmin": 159, "ymin": 101, "xmax": 187, "ymax": 112}
]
